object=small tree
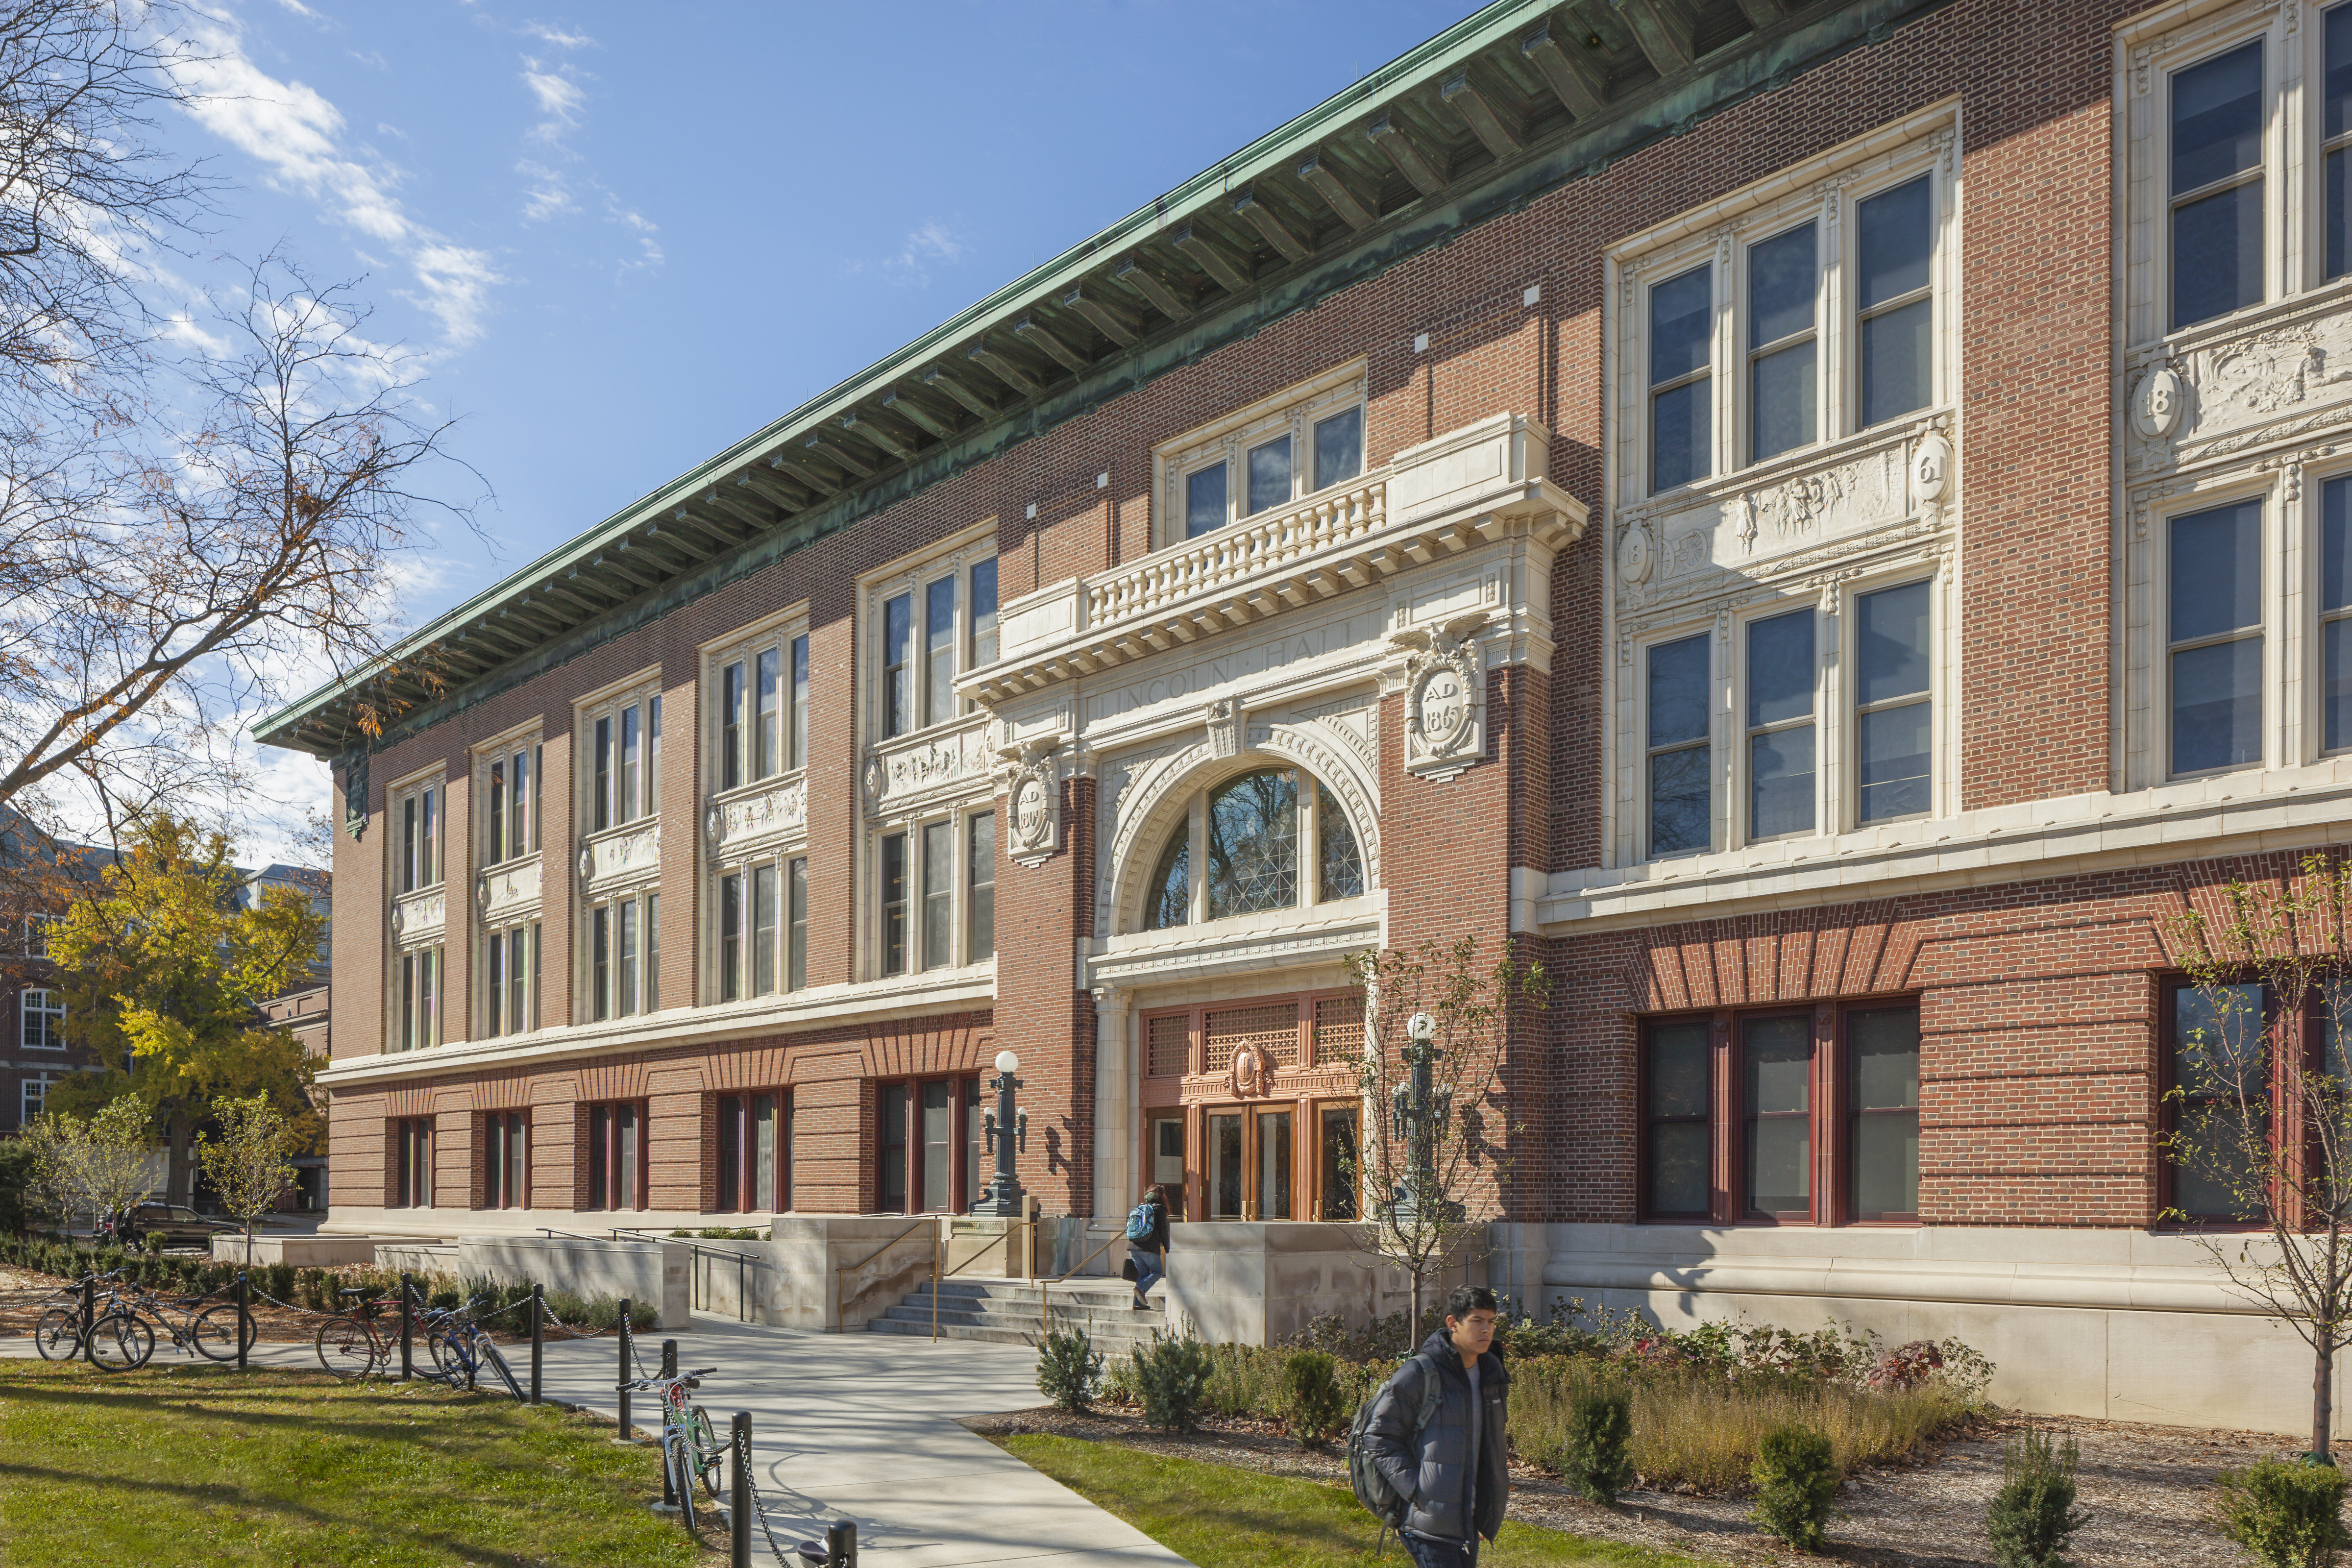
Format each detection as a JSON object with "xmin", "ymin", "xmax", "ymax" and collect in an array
[
  {"xmin": 28, "ymin": 1094, "xmax": 154, "ymax": 1233},
  {"xmin": 1344, "ymin": 935, "xmax": 1546, "ymax": 1334},
  {"xmin": 195, "ymin": 1093, "xmax": 298, "ymax": 1265},
  {"xmin": 2165, "ymin": 851, "xmax": 2352, "ymax": 1460}
]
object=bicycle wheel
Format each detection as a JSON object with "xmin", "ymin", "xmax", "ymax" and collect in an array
[
  {"xmin": 423, "ymin": 1328, "xmax": 474, "ymax": 1389},
  {"xmin": 88, "ymin": 1311, "xmax": 154, "ymax": 1371},
  {"xmin": 478, "ymin": 1337, "xmax": 523, "ymax": 1401},
  {"xmin": 191, "ymin": 1303, "xmax": 251, "ymax": 1362},
  {"xmin": 314, "ymin": 1316, "xmax": 379, "ymax": 1380},
  {"xmin": 666, "ymin": 1437, "xmax": 699, "ymax": 1537},
  {"xmin": 688, "ymin": 1406, "xmax": 727, "ymax": 1498},
  {"xmin": 33, "ymin": 1307, "xmax": 80, "ymax": 1361}
]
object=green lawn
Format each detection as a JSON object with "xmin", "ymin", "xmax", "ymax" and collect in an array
[
  {"xmin": 0, "ymin": 1358, "xmax": 710, "ymax": 1566},
  {"xmin": 994, "ymin": 1433, "xmax": 1706, "ymax": 1568}
]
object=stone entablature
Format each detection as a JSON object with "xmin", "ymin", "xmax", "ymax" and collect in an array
[
  {"xmin": 388, "ymin": 886, "xmax": 445, "ymax": 944},
  {"xmin": 475, "ymin": 855, "xmax": 541, "ymax": 925},
  {"xmin": 576, "ymin": 819, "xmax": 660, "ymax": 899},
  {"xmin": 704, "ymin": 772, "xmax": 808, "ymax": 864},
  {"xmin": 860, "ymin": 712, "xmax": 997, "ymax": 821}
]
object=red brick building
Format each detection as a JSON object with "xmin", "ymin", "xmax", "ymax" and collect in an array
[{"xmin": 261, "ymin": 0, "xmax": 2352, "ymax": 1424}]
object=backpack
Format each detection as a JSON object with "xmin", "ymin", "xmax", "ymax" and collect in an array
[
  {"xmin": 1125, "ymin": 1201, "xmax": 1157, "ymax": 1242},
  {"xmin": 1347, "ymin": 1352, "xmax": 1444, "ymax": 1548}
]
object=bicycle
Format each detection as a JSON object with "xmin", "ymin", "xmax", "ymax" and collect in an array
[
  {"xmin": 313, "ymin": 1286, "xmax": 440, "ymax": 1380},
  {"xmin": 423, "ymin": 1298, "xmax": 523, "ymax": 1400},
  {"xmin": 124, "ymin": 1280, "xmax": 251, "ymax": 1363},
  {"xmin": 45, "ymin": 1274, "xmax": 157, "ymax": 1370},
  {"xmin": 32, "ymin": 1270, "xmax": 120, "ymax": 1362},
  {"xmin": 622, "ymin": 1365, "xmax": 728, "ymax": 1536}
]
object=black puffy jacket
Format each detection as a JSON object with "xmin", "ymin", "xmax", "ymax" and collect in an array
[{"xmin": 1365, "ymin": 1329, "xmax": 1511, "ymax": 1545}]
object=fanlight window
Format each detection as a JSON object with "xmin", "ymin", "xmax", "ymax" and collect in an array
[{"xmin": 1143, "ymin": 768, "xmax": 1366, "ymax": 931}]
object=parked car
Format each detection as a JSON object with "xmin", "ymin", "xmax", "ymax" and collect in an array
[{"xmin": 120, "ymin": 1204, "xmax": 282, "ymax": 1246}]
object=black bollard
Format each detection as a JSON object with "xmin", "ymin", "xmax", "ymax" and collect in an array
[
  {"xmin": 529, "ymin": 1284, "xmax": 543, "ymax": 1404},
  {"xmin": 661, "ymin": 1338, "xmax": 677, "ymax": 1379},
  {"xmin": 731, "ymin": 1412, "xmax": 753, "ymax": 1567},
  {"xmin": 78, "ymin": 1274, "xmax": 93, "ymax": 1367},
  {"xmin": 398, "ymin": 1273, "xmax": 414, "ymax": 1381},
  {"xmin": 236, "ymin": 1273, "xmax": 250, "ymax": 1371},
  {"xmin": 827, "ymin": 1519, "xmax": 857, "ymax": 1568},
  {"xmin": 615, "ymin": 1297, "xmax": 634, "ymax": 1443}
]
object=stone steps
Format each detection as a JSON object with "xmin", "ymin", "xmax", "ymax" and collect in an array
[{"xmin": 864, "ymin": 1276, "xmax": 1169, "ymax": 1350}]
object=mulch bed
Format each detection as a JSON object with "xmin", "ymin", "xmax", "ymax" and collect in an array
[{"xmin": 966, "ymin": 1401, "xmax": 2330, "ymax": 1565}]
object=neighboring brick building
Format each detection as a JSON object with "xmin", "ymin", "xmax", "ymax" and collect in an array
[{"xmin": 259, "ymin": 0, "xmax": 2352, "ymax": 1426}]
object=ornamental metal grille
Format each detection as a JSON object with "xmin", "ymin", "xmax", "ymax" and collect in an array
[
  {"xmin": 1206, "ymin": 1000, "xmax": 1301, "ymax": 1072},
  {"xmin": 1147, "ymin": 1013, "xmax": 1192, "ymax": 1078},
  {"xmin": 1313, "ymin": 994, "xmax": 1363, "ymax": 1061},
  {"xmin": 1205, "ymin": 770, "xmax": 1298, "ymax": 919},
  {"xmin": 1318, "ymin": 785, "xmax": 1365, "ymax": 901}
]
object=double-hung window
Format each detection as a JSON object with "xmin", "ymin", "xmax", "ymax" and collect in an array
[
  {"xmin": 2324, "ymin": 479, "xmax": 2352, "ymax": 753},
  {"xmin": 393, "ymin": 945, "xmax": 441, "ymax": 1052},
  {"xmin": 585, "ymin": 1101, "xmax": 643, "ymax": 1211},
  {"xmin": 715, "ymin": 1089, "xmax": 790, "ymax": 1214},
  {"xmin": 2168, "ymin": 500, "xmax": 2264, "ymax": 776},
  {"xmin": 715, "ymin": 624, "xmax": 811, "ymax": 790},
  {"xmin": 588, "ymin": 894, "xmax": 658, "ymax": 1020},
  {"xmin": 1747, "ymin": 223, "xmax": 1818, "ymax": 464},
  {"xmin": 1154, "ymin": 365, "xmax": 1367, "ymax": 547},
  {"xmin": 1649, "ymin": 268, "xmax": 1712, "ymax": 493},
  {"xmin": 483, "ymin": 922, "xmax": 540, "ymax": 1037},
  {"xmin": 393, "ymin": 780, "xmax": 440, "ymax": 895},
  {"xmin": 2171, "ymin": 41, "xmax": 2266, "ymax": 330},
  {"xmin": 870, "ymin": 546, "xmax": 998, "ymax": 741},
  {"xmin": 1645, "ymin": 634, "xmax": 1711, "ymax": 856},
  {"xmin": 21, "ymin": 988, "xmax": 62, "ymax": 1049},
  {"xmin": 584, "ymin": 686, "xmax": 661, "ymax": 833},
  {"xmin": 482, "ymin": 742, "xmax": 539, "ymax": 866},
  {"xmin": 715, "ymin": 859, "xmax": 804, "ymax": 1000},
  {"xmin": 875, "ymin": 811, "xmax": 994, "ymax": 978},
  {"xmin": 1854, "ymin": 580, "xmax": 1934, "ymax": 822},
  {"xmin": 1746, "ymin": 609, "xmax": 1816, "ymax": 839}
]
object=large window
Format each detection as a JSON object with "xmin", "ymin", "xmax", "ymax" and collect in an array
[
  {"xmin": 873, "ymin": 811, "xmax": 993, "ymax": 978},
  {"xmin": 481, "ymin": 741, "xmax": 540, "ymax": 866},
  {"xmin": 714, "ymin": 625, "xmax": 810, "ymax": 791},
  {"xmin": 872, "ymin": 550, "xmax": 997, "ymax": 740},
  {"xmin": 1647, "ymin": 633, "xmax": 1711, "ymax": 856},
  {"xmin": 2327, "ymin": 478, "xmax": 2352, "ymax": 754},
  {"xmin": 586, "ymin": 691, "xmax": 660, "ymax": 833},
  {"xmin": 1140, "ymin": 768, "xmax": 1365, "ymax": 932},
  {"xmin": 392, "ymin": 1118, "xmax": 434, "ymax": 1208},
  {"xmin": 2168, "ymin": 499, "xmax": 2263, "ymax": 776},
  {"xmin": 585, "ymin": 1101, "xmax": 644, "ymax": 1211},
  {"xmin": 716, "ymin": 858, "xmax": 804, "ymax": 1000},
  {"xmin": 1623, "ymin": 137, "xmax": 1945, "ymax": 502},
  {"xmin": 20, "ymin": 1072, "xmax": 51, "ymax": 1127},
  {"xmin": 714, "ymin": 1090, "xmax": 790, "ymax": 1214},
  {"xmin": 482, "ymin": 922, "xmax": 541, "ymax": 1037},
  {"xmin": 393, "ymin": 945, "xmax": 441, "ymax": 1052},
  {"xmin": 1854, "ymin": 580, "xmax": 1933, "ymax": 823},
  {"xmin": 2172, "ymin": 40, "xmax": 2265, "ymax": 330},
  {"xmin": 1747, "ymin": 609, "xmax": 1815, "ymax": 839},
  {"xmin": 873, "ymin": 1075, "xmax": 979, "ymax": 1214},
  {"xmin": 20, "ymin": 988, "xmax": 63, "ymax": 1050},
  {"xmin": 1154, "ymin": 366, "xmax": 1367, "ymax": 547},
  {"xmin": 481, "ymin": 1112, "xmax": 527, "ymax": 1209},
  {"xmin": 1639, "ymin": 999, "xmax": 1920, "ymax": 1225},
  {"xmin": 392, "ymin": 779, "xmax": 440, "ymax": 895},
  {"xmin": 588, "ymin": 895, "xmax": 657, "ymax": 1021}
]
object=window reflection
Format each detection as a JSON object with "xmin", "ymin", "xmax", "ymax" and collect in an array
[{"xmin": 1206, "ymin": 770, "xmax": 1299, "ymax": 919}]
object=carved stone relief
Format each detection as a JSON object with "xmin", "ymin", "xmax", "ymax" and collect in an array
[
  {"xmin": 2133, "ymin": 308, "xmax": 2352, "ymax": 474},
  {"xmin": 706, "ymin": 777, "xmax": 808, "ymax": 861},
  {"xmin": 1000, "ymin": 737, "xmax": 1062, "ymax": 868},
  {"xmin": 1396, "ymin": 613, "xmax": 1487, "ymax": 783},
  {"xmin": 863, "ymin": 719, "xmax": 999, "ymax": 817},
  {"xmin": 477, "ymin": 858, "xmax": 541, "ymax": 924},
  {"xmin": 578, "ymin": 821, "xmax": 660, "ymax": 893},
  {"xmin": 389, "ymin": 887, "xmax": 445, "ymax": 943}
]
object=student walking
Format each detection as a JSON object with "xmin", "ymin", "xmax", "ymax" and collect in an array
[
  {"xmin": 1363, "ymin": 1284, "xmax": 1511, "ymax": 1568},
  {"xmin": 1125, "ymin": 1184, "xmax": 1170, "ymax": 1310}
]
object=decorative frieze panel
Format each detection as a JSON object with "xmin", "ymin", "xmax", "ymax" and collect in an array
[
  {"xmin": 2127, "ymin": 300, "xmax": 2352, "ymax": 481},
  {"xmin": 1395, "ymin": 615, "xmax": 1488, "ymax": 783},
  {"xmin": 388, "ymin": 887, "xmax": 445, "ymax": 944},
  {"xmin": 476, "ymin": 857, "xmax": 541, "ymax": 924},
  {"xmin": 861, "ymin": 712, "xmax": 998, "ymax": 820},
  {"xmin": 578, "ymin": 821, "xmax": 660, "ymax": 896},
  {"xmin": 999, "ymin": 737, "xmax": 1062, "ymax": 868},
  {"xmin": 705, "ymin": 776, "xmax": 807, "ymax": 863}
]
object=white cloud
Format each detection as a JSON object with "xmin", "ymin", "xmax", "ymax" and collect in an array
[
  {"xmin": 170, "ymin": 15, "xmax": 504, "ymax": 347},
  {"xmin": 270, "ymin": 0, "xmax": 319, "ymax": 16},
  {"xmin": 846, "ymin": 220, "xmax": 973, "ymax": 287},
  {"xmin": 520, "ymin": 57, "xmax": 588, "ymax": 146},
  {"xmin": 521, "ymin": 21, "xmax": 596, "ymax": 49},
  {"xmin": 516, "ymin": 160, "xmax": 578, "ymax": 222}
]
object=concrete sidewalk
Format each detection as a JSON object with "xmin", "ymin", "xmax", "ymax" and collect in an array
[
  {"xmin": 539, "ymin": 1316, "xmax": 1190, "ymax": 1568},
  {"xmin": 3, "ymin": 1316, "xmax": 1192, "ymax": 1568}
]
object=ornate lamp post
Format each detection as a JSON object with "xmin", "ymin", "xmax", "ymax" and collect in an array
[
  {"xmin": 976, "ymin": 1048, "xmax": 1029, "ymax": 1217},
  {"xmin": 1389, "ymin": 1010, "xmax": 1461, "ymax": 1225}
]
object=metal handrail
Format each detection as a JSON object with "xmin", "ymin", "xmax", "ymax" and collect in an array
[
  {"xmin": 929, "ymin": 1217, "xmax": 1039, "ymax": 1341},
  {"xmin": 1039, "ymin": 1228, "xmax": 1130, "ymax": 1340},
  {"xmin": 833, "ymin": 1216, "xmax": 938, "ymax": 1332}
]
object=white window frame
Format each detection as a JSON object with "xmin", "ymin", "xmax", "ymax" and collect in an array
[
  {"xmin": 21, "ymin": 987, "xmax": 63, "ymax": 1050},
  {"xmin": 388, "ymin": 941, "xmax": 442, "ymax": 1053},
  {"xmin": 866, "ymin": 805, "xmax": 998, "ymax": 980},
  {"xmin": 860, "ymin": 526, "xmax": 998, "ymax": 746},
  {"xmin": 2310, "ymin": 463, "xmax": 2352, "ymax": 757},
  {"xmin": 583, "ymin": 892, "xmax": 659, "ymax": 1022},
  {"xmin": 21, "ymin": 1071, "xmax": 52, "ymax": 1125},
  {"xmin": 474, "ymin": 728, "xmax": 543, "ymax": 870},
  {"xmin": 480, "ymin": 919, "xmax": 542, "ymax": 1038},
  {"xmin": 387, "ymin": 769, "xmax": 444, "ymax": 897},
  {"xmin": 703, "ymin": 606, "xmax": 813, "ymax": 799},
  {"xmin": 1127, "ymin": 765, "xmax": 1369, "ymax": 935},
  {"xmin": 574, "ymin": 669, "xmax": 664, "ymax": 838},
  {"xmin": 1637, "ymin": 623, "xmax": 1720, "ymax": 861},
  {"xmin": 1149, "ymin": 360, "xmax": 1369, "ymax": 550},
  {"xmin": 24, "ymin": 913, "xmax": 53, "ymax": 958},
  {"xmin": 1617, "ymin": 116, "xmax": 1958, "ymax": 504}
]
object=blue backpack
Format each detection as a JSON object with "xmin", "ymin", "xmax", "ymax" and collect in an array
[{"xmin": 1125, "ymin": 1200, "xmax": 1158, "ymax": 1242}]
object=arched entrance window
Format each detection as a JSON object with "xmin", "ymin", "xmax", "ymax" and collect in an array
[{"xmin": 1142, "ymin": 767, "xmax": 1366, "ymax": 931}]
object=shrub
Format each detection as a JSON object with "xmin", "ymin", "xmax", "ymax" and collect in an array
[
  {"xmin": 1037, "ymin": 1328, "xmax": 1105, "ymax": 1414},
  {"xmin": 1131, "ymin": 1334, "xmax": 1214, "ymax": 1434},
  {"xmin": 1101, "ymin": 1354, "xmax": 1140, "ymax": 1407},
  {"xmin": 1560, "ymin": 1385, "xmax": 1637, "ymax": 1505},
  {"xmin": 1750, "ymin": 1422, "xmax": 1840, "ymax": 1551},
  {"xmin": 1280, "ymin": 1349, "xmax": 1350, "ymax": 1449},
  {"xmin": 141, "ymin": 1231, "xmax": 165, "ymax": 1255},
  {"xmin": 2216, "ymin": 1457, "xmax": 2350, "ymax": 1568},
  {"xmin": 263, "ymin": 1263, "xmax": 295, "ymax": 1304},
  {"xmin": 1986, "ymin": 1423, "xmax": 2086, "ymax": 1568}
]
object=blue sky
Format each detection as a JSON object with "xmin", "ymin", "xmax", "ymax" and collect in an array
[{"xmin": 182, "ymin": 0, "xmax": 1468, "ymax": 858}]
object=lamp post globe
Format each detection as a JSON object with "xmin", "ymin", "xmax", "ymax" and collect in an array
[
  {"xmin": 1405, "ymin": 1011, "xmax": 1436, "ymax": 1043},
  {"xmin": 995, "ymin": 1049, "xmax": 1020, "ymax": 1075}
]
